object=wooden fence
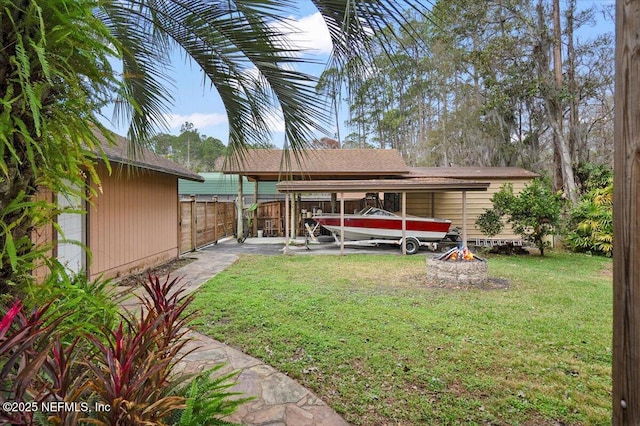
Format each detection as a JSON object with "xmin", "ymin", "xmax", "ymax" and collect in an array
[
  {"xmin": 256, "ymin": 201, "xmax": 284, "ymax": 237},
  {"xmin": 254, "ymin": 199, "xmax": 366, "ymax": 237},
  {"xmin": 179, "ymin": 199, "xmax": 236, "ymax": 253}
]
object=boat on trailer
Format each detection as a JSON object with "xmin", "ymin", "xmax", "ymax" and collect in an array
[{"xmin": 312, "ymin": 206, "xmax": 452, "ymax": 254}]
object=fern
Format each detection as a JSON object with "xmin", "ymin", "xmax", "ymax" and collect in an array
[{"xmin": 172, "ymin": 365, "xmax": 252, "ymax": 426}]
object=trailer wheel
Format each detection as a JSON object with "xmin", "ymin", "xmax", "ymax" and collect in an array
[{"xmin": 404, "ymin": 237, "xmax": 420, "ymax": 255}]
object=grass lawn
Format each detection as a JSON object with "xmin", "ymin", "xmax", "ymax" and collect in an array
[{"xmin": 190, "ymin": 251, "xmax": 612, "ymax": 425}]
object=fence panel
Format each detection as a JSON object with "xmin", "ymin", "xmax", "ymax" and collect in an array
[
  {"xmin": 257, "ymin": 201, "xmax": 283, "ymax": 237},
  {"xmin": 179, "ymin": 200, "xmax": 236, "ymax": 253}
]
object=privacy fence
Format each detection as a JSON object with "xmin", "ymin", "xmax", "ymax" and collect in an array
[{"xmin": 179, "ymin": 199, "xmax": 236, "ymax": 253}]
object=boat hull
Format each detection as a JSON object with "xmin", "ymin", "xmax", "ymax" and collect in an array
[{"xmin": 313, "ymin": 215, "xmax": 451, "ymax": 242}]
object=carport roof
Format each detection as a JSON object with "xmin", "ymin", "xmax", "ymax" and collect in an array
[
  {"xmin": 223, "ymin": 149, "xmax": 409, "ymax": 180},
  {"xmin": 276, "ymin": 178, "xmax": 490, "ymax": 193}
]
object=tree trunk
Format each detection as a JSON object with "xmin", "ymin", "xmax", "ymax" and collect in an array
[
  {"xmin": 566, "ymin": 0, "xmax": 582, "ymax": 168},
  {"xmin": 0, "ymin": 135, "xmax": 38, "ymax": 290},
  {"xmin": 537, "ymin": 0, "xmax": 578, "ymax": 205},
  {"xmin": 550, "ymin": 0, "xmax": 578, "ymax": 204}
]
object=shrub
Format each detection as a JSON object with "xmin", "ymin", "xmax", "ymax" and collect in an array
[
  {"xmin": 575, "ymin": 163, "xmax": 612, "ymax": 194},
  {"xmin": 475, "ymin": 209, "xmax": 503, "ymax": 238},
  {"xmin": 0, "ymin": 274, "xmax": 245, "ymax": 426},
  {"xmin": 481, "ymin": 179, "xmax": 563, "ymax": 256},
  {"xmin": 24, "ymin": 272, "xmax": 126, "ymax": 344},
  {"xmin": 565, "ymin": 182, "xmax": 613, "ymax": 257}
]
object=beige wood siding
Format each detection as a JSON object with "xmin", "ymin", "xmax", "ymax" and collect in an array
[
  {"xmin": 88, "ymin": 164, "xmax": 178, "ymax": 280},
  {"xmin": 406, "ymin": 178, "xmax": 533, "ymax": 241}
]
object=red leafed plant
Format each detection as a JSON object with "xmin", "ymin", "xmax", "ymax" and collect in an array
[
  {"xmin": 137, "ymin": 274, "xmax": 197, "ymax": 349},
  {"xmin": 40, "ymin": 337, "xmax": 92, "ymax": 426},
  {"xmin": 1, "ymin": 274, "xmax": 244, "ymax": 426},
  {"xmin": 84, "ymin": 275, "xmax": 197, "ymax": 425},
  {"xmin": 0, "ymin": 301, "xmax": 64, "ymax": 425}
]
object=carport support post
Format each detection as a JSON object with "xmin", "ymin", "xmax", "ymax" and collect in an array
[
  {"xmin": 462, "ymin": 191, "xmax": 468, "ymax": 246},
  {"xmin": 401, "ymin": 191, "xmax": 407, "ymax": 255},
  {"xmin": 284, "ymin": 191, "xmax": 290, "ymax": 254},
  {"xmin": 253, "ymin": 180, "xmax": 259, "ymax": 236},
  {"xmin": 340, "ymin": 193, "xmax": 345, "ymax": 255},
  {"xmin": 237, "ymin": 174, "xmax": 244, "ymax": 242},
  {"xmin": 290, "ymin": 192, "xmax": 296, "ymax": 239},
  {"xmin": 613, "ymin": 3, "xmax": 640, "ymax": 420}
]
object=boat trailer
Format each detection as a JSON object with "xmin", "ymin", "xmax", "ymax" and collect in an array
[{"xmin": 329, "ymin": 233, "xmax": 437, "ymax": 255}]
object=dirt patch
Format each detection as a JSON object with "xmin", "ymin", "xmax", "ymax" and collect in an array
[
  {"xmin": 401, "ymin": 273, "xmax": 510, "ymax": 291},
  {"xmin": 116, "ymin": 256, "xmax": 197, "ymax": 287},
  {"xmin": 599, "ymin": 262, "xmax": 613, "ymax": 278},
  {"xmin": 430, "ymin": 277, "xmax": 510, "ymax": 291}
]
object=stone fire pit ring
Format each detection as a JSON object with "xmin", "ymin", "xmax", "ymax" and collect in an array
[{"xmin": 426, "ymin": 257, "xmax": 488, "ymax": 286}]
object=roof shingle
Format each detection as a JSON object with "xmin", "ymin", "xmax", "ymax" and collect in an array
[
  {"xmin": 407, "ymin": 167, "xmax": 538, "ymax": 179},
  {"xmin": 223, "ymin": 149, "xmax": 409, "ymax": 179},
  {"xmin": 93, "ymin": 130, "xmax": 203, "ymax": 182}
]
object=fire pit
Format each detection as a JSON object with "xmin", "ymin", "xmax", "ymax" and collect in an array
[{"xmin": 427, "ymin": 246, "xmax": 488, "ymax": 286}]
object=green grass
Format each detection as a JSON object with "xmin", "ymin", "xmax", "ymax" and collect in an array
[{"xmin": 190, "ymin": 252, "xmax": 612, "ymax": 425}]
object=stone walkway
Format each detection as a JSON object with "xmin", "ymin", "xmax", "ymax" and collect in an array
[{"xmin": 122, "ymin": 248, "xmax": 349, "ymax": 426}]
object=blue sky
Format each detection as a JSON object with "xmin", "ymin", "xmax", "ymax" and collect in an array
[{"xmin": 101, "ymin": 1, "xmax": 614, "ymax": 147}]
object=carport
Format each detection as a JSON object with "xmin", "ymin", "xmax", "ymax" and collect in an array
[
  {"xmin": 276, "ymin": 178, "xmax": 490, "ymax": 255},
  {"xmin": 223, "ymin": 149, "xmax": 411, "ymax": 238}
]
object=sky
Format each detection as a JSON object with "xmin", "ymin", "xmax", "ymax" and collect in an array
[{"xmin": 100, "ymin": 0, "xmax": 615, "ymax": 147}]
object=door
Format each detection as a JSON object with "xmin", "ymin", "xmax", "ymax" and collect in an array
[{"xmin": 57, "ymin": 191, "xmax": 86, "ymax": 275}]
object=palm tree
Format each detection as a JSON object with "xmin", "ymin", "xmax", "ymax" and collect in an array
[{"xmin": 0, "ymin": 0, "xmax": 428, "ymax": 288}]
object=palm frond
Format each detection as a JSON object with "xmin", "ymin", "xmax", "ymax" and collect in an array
[{"xmin": 97, "ymin": 0, "xmax": 435, "ymax": 169}]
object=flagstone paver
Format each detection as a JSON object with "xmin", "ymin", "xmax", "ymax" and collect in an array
[{"xmin": 120, "ymin": 245, "xmax": 349, "ymax": 426}]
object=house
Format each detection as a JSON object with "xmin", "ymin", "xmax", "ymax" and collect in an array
[
  {"xmin": 36, "ymin": 131, "xmax": 203, "ymax": 280},
  {"xmin": 405, "ymin": 167, "xmax": 539, "ymax": 241}
]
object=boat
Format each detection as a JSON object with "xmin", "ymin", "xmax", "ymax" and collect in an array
[{"xmin": 313, "ymin": 206, "xmax": 451, "ymax": 243}]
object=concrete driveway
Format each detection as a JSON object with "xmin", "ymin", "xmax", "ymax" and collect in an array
[{"xmin": 200, "ymin": 236, "xmax": 425, "ymax": 256}]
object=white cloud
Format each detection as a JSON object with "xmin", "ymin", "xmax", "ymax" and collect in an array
[
  {"xmin": 265, "ymin": 108, "xmax": 286, "ymax": 133},
  {"xmin": 272, "ymin": 12, "xmax": 333, "ymax": 56},
  {"xmin": 164, "ymin": 112, "xmax": 227, "ymax": 130}
]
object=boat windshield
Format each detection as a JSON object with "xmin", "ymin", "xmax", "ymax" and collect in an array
[{"xmin": 358, "ymin": 207, "xmax": 397, "ymax": 217}]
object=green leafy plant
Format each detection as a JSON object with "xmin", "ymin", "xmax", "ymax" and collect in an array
[
  {"xmin": 173, "ymin": 365, "xmax": 251, "ymax": 426},
  {"xmin": 475, "ymin": 208, "xmax": 504, "ymax": 238},
  {"xmin": 575, "ymin": 163, "xmax": 612, "ymax": 194},
  {"xmin": 565, "ymin": 182, "xmax": 613, "ymax": 257},
  {"xmin": 1, "ymin": 274, "xmax": 246, "ymax": 426},
  {"xmin": 25, "ymin": 271, "xmax": 125, "ymax": 344},
  {"xmin": 483, "ymin": 179, "xmax": 563, "ymax": 256}
]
